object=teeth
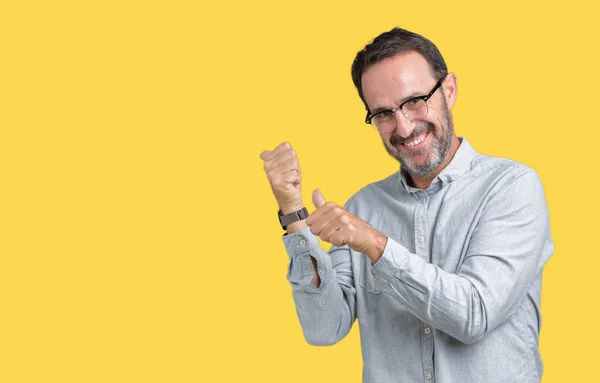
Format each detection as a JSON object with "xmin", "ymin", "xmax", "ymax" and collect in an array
[{"xmin": 405, "ymin": 136, "xmax": 424, "ymax": 147}]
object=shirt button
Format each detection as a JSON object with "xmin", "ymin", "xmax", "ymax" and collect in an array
[
  {"xmin": 318, "ymin": 270, "xmax": 323, "ymax": 276},
  {"xmin": 375, "ymin": 273, "xmax": 381, "ymax": 280},
  {"xmin": 420, "ymin": 197, "xmax": 426, "ymax": 204},
  {"xmin": 417, "ymin": 236, "xmax": 424, "ymax": 243},
  {"xmin": 426, "ymin": 373, "xmax": 433, "ymax": 380},
  {"xmin": 424, "ymin": 327, "xmax": 431, "ymax": 334},
  {"xmin": 299, "ymin": 239, "xmax": 307, "ymax": 246}
]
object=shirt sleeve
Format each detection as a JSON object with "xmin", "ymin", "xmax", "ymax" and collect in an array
[
  {"xmin": 368, "ymin": 169, "xmax": 554, "ymax": 344},
  {"xmin": 283, "ymin": 226, "xmax": 357, "ymax": 346}
]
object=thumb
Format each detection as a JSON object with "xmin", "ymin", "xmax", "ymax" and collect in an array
[
  {"xmin": 259, "ymin": 150, "xmax": 271, "ymax": 160},
  {"xmin": 312, "ymin": 188, "xmax": 326, "ymax": 209}
]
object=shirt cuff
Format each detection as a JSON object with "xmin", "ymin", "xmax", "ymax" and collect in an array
[
  {"xmin": 371, "ymin": 236, "xmax": 409, "ymax": 283},
  {"xmin": 282, "ymin": 226, "xmax": 332, "ymax": 286}
]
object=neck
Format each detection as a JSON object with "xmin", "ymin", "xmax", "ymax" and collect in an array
[{"xmin": 409, "ymin": 135, "xmax": 461, "ymax": 189}]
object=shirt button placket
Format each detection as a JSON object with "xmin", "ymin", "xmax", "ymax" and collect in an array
[
  {"xmin": 420, "ymin": 321, "xmax": 434, "ymax": 383},
  {"xmin": 414, "ymin": 192, "xmax": 428, "ymax": 260}
]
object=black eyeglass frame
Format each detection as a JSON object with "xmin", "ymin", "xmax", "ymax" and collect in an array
[{"xmin": 365, "ymin": 80, "xmax": 443, "ymax": 125}]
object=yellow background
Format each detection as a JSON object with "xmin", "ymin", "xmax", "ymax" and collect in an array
[{"xmin": 1, "ymin": 1, "xmax": 597, "ymax": 382}]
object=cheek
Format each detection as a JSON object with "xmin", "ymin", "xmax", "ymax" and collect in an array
[{"xmin": 380, "ymin": 132, "xmax": 392, "ymax": 143}]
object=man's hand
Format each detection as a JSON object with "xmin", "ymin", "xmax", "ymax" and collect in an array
[
  {"xmin": 260, "ymin": 142, "xmax": 304, "ymax": 214},
  {"xmin": 306, "ymin": 189, "xmax": 388, "ymax": 263}
]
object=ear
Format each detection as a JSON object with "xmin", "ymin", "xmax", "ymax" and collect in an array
[{"xmin": 443, "ymin": 72, "xmax": 458, "ymax": 109}]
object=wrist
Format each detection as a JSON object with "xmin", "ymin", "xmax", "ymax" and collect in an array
[
  {"xmin": 285, "ymin": 220, "xmax": 308, "ymax": 234},
  {"xmin": 366, "ymin": 231, "xmax": 387, "ymax": 264},
  {"xmin": 278, "ymin": 206, "xmax": 308, "ymax": 233},
  {"xmin": 279, "ymin": 202, "xmax": 305, "ymax": 215}
]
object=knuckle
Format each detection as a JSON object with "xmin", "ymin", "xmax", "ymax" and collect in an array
[
  {"xmin": 332, "ymin": 235, "xmax": 345, "ymax": 247},
  {"xmin": 265, "ymin": 168, "xmax": 276, "ymax": 178},
  {"xmin": 325, "ymin": 202, "xmax": 336, "ymax": 209}
]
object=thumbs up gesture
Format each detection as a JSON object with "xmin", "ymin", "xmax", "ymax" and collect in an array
[{"xmin": 306, "ymin": 189, "xmax": 387, "ymax": 263}]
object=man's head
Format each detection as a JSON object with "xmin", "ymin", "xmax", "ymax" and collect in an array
[{"xmin": 351, "ymin": 28, "xmax": 460, "ymax": 184}]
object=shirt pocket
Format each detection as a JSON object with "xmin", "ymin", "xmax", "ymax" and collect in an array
[{"xmin": 358, "ymin": 253, "xmax": 386, "ymax": 294}]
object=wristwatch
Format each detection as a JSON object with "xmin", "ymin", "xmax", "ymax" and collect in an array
[{"xmin": 278, "ymin": 207, "xmax": 308, "ymax": 230}]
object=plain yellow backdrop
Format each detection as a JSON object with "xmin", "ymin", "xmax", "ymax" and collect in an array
[{"xmin": 1, "ymin": 0, "xmax": 597, "ymax": 382}]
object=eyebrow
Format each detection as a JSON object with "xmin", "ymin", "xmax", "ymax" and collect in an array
[{"xmin": 371, "ymin": 91, "xmax": 424, "ymax": 114}]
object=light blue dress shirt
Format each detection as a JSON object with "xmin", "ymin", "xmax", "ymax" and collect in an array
[{"xmin": 283, "ymin": 138, "xmax": 554, "ymax": 383}]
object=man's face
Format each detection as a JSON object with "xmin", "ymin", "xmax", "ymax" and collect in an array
[{"xmin": 361, "ymin": 52, "xmax": 457, "ymax": 179}]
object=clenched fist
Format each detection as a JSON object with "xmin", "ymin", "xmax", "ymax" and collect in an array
[
  {"xmin": 260, "ymin": 142, "xmax": 304, "ymax": 213},
  {"xmin": 306, "ymin": 189, "xmax": 388, "ymax": 263}
]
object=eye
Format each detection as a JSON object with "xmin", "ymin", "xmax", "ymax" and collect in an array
[
  {"xmin": 374, "ymin": 110, "xmax": 393, "ymax": 120},
  {"xmin": 403, "ymin": 97, "xmax": 425, "ymax": 110}
]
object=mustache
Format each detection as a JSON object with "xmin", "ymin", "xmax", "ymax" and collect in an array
[{"xmin": 389, "ymin": 123, "xmax": 435, "ymax": 146}]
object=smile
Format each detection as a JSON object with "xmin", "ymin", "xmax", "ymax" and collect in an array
[{"xmin": 402, "ymin": 131, "xmax": 429, "ymax": 149}]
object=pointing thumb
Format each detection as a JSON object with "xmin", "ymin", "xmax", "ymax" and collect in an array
[{"xmin": 312, "ymin": 188, "xmax": 326, "ymax": 209}]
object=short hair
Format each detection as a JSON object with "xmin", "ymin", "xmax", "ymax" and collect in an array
[{"xmin": 351, "ymin": 27, "xmax": 448, "ymax": 112}]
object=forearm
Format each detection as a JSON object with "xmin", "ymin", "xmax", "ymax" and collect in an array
[
  {"xmin": 280, "ymin": 204, "xmax": 320, "ymax": 285},
  {"xmin": 373, "ymin": 241, "xmax": 487, "ymax": 343},
  {"xmin": 284, "ymin": 228, "xmax": 356, "ymax": 345},
  {"xmin": 290, "ymin": 267, "xmax": 355, "ymax": 345},
  {"xmin": 372, "ymin": 236, "xmax": 550, "ymax": 344}
]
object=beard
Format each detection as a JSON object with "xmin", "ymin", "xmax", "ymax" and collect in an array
[{"xmin": 383, "ymin": 103, "xmax": 454, "ymax": 179}]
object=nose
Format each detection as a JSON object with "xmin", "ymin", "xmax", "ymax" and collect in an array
[{"xmin": 392, "ymin": 109, "xmax": 415, "ymax": 138}]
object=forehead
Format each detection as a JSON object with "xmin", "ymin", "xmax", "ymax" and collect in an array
[{"xmin": 361, "ymin": 51, "xmax": 435, "ymax": 110}]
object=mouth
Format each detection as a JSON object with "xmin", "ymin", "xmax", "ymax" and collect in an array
[{"xmin": 400, "ymin": 131, "xmax": 430, "ymax": 151}]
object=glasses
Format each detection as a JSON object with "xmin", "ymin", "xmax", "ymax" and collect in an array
[{"xmin": 365, "ymin": 80, "xmax": 442, "ymax": 132}]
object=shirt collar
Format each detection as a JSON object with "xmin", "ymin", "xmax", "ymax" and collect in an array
[{"xmin": 398, "ymin": 137, "xmax": 476, "ymax": 193}]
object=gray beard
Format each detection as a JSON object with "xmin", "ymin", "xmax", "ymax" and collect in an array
[{"xmin": 385, "ymin": 112, "xmax": 454, "ymax": 179}]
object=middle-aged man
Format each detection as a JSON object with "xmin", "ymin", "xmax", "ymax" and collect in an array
[{"xmin": 260, "ymin": 27, "xmax": 554, "ymax": 383}]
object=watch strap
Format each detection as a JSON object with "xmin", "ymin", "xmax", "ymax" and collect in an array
[{"xmin": 278, "ymin": 207, "xmax": 308, "ymax": 230}]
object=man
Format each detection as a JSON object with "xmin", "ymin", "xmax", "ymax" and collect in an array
[{"xmin": 260, "ymin": 27, "xmax": 553, "ymax": 383}]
